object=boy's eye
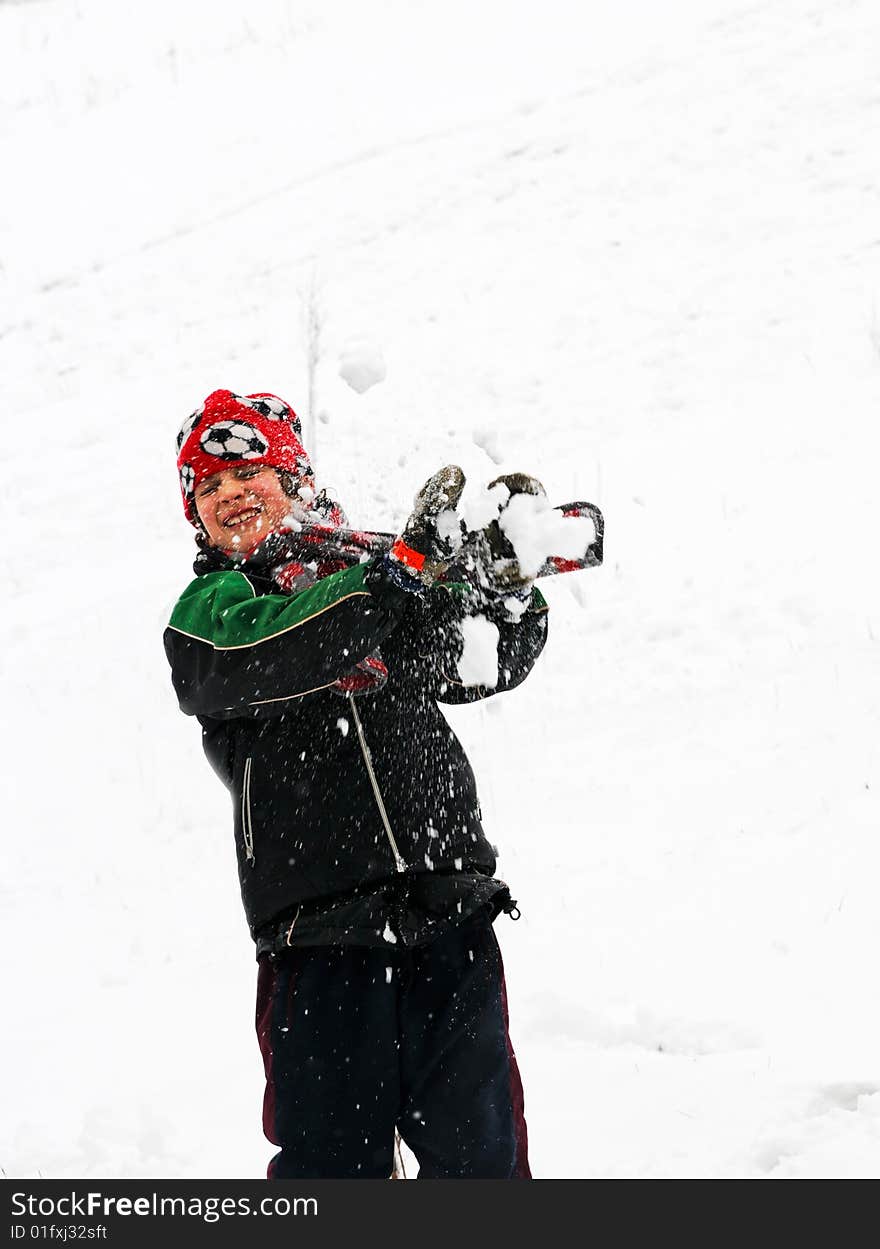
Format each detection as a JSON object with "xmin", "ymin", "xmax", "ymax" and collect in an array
[{"xmin": 197, "ymin": 482, "xmax": 218, "ymax": 497}]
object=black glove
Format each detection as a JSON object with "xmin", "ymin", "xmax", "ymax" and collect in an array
[
  {"xmin": 374, "ymin": 465, "xmax": 466, "ymax": 595},
  {"xmin": 467, "ymin": 472, "xmax": 546, "ymax": 598}
]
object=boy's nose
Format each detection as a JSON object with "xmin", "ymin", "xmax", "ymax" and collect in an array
[{"xmin": 217, "ymin": 476, "xmax": 246, "ymax": 500}]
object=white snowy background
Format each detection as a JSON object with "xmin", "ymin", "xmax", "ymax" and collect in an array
[{"xmin": 2, "ymin": 0, "xmax": 879, "ymax": 1178}]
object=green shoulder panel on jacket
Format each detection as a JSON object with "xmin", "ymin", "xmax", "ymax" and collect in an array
[{"xmin": 167, "ymin": 562, "xmax": 372, "ymax": 650}]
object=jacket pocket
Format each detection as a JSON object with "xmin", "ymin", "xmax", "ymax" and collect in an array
[{"xmin": 241, "ymin": 755, "xmax": 256, "ymax": 867}]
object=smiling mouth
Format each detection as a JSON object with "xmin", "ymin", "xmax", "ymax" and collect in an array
[{"xmin": 223, "ymin": 506, "xmax": 262, "ymax": 528}]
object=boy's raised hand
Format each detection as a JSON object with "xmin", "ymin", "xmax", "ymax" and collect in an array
[
  {"xmin": 387, "ymin": 465, "xmax": 466, "ymax": 589},
  {"xmin": 470, "ymin": 472, "xmax": 546, "ymax": 597}
]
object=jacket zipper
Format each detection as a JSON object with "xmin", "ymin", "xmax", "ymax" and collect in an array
[
  {"xmin": 241, "ymin": 755, "xmax": 256, "ymax": 867},
  {"xmin": 348, "ymin": 694, "xmax": 406, "ymax": 873}
]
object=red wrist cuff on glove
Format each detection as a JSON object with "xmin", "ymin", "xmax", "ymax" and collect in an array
[{"xmin": 390, "ymin": 537, "xmax": 426, "ymax": 572}]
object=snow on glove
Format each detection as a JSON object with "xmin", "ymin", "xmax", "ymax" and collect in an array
[
  {"xmin": 470, "ymin": 472, "xmax": 546, "ymax": 597},
  {"xmin": 382, "ymin": 465, "xmax": 466, "ymax": 592}
]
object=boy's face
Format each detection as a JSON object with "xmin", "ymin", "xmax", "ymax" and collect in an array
[{"xmin": 195, "ymin": 464, "xmax": 294, "ymax": 553}]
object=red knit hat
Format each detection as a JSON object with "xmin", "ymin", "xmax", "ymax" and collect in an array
[{"xmin": 176, "ymin": 389, "xmax": 311, "ymax": 524}]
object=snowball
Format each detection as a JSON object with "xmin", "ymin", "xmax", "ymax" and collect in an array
[
  {"xmin": 500, "ymin": 492, "xmax": 596, "ymax": 579},
  {"xmin": 382, "ymin": 921, "xmax": 397, "ymax": 944},
  {"xmin": 459, "ymin": 481, "xmax": 507, "ymax": 533},
  {"xmin": 336, "ymin": 717, "xmax": 349, "ymax": 737},
  {"xmin": 435, "ymin": 507, "xmax": 464, "ymax": 551},
  {"xmin": 339, "ymin": 340, "xmax": 387, "ymax": 393},
  {"xmin": 457, "ymin": 615, "xmax": 499, "ymax": 687},
  {"xmin": 503, "ymin": 594, "xmax": 529, "ymax": 620}
]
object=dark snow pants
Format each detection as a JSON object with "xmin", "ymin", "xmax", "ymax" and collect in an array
[{"xmin": 256, "ymin": 910, "xmax": 530, "ymax": 1178}]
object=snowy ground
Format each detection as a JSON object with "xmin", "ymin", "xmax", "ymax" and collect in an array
[{"xmin": 2, "ymin": 0, "xmax": 880, "ymax": 1178}]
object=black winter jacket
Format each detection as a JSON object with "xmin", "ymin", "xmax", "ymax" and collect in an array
[{"xmin": 164, "ymin": 556, "xmax": 548, "ymax": 953}]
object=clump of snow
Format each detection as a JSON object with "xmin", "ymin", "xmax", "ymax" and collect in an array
[
  {"xmin": 435, "ymin": 507, "xmax": 465, "ymax": 551},
  {"xmin": 338, "ymin": 339, "xmax": 387, "ymax": 393},
  {"xmin": 336, "ymin": 717, "xmax": 349, "ymax": 737},
  {"xmin": 457, "ymin": 615, "xmax": 499, "ymax": 687},
  {"xmin": 502, "ymin": 594, "xmax": 529, "ymax": 620},
  {"xmin": 499, "ymin": 492, "xmax": 596, "ymax": 579},
  {"xmin": 381, "ymin": 921, "xmax": 397, "ymax": 945},
  {"xmin": 459, "ymin": 481, "xmax": 508, "ymax": 533}
]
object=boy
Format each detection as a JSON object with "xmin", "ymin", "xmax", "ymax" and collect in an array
[{"xmin": 164, "ymin": 388, "xmax": 549, "ymax": 1178}]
